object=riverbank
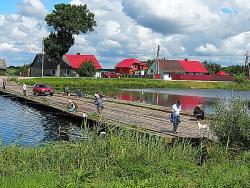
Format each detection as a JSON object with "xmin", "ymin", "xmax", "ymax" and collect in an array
[
  {"xmin": 0, "ymin": 131, "xmax": 249, "ymax": 187},
  {"xmin": 17, "ymin": 77, "xmax": 250, "ymax": 91}
]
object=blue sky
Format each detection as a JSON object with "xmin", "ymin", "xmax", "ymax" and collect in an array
[
  {"xmin": 0, "ymin": 0, "xmax": 249, "ymax": 68},
  {"xmin": 0, "ymin": 0, "xmax": 70, "ymax": 14}
]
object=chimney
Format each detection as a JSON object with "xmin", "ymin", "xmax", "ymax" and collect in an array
[{"xmin": 77, "ymin": 53, "xmax": 80, "ymax": 55}]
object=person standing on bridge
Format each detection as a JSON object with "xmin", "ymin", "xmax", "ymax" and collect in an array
[
  {"xmin": 171, "ymin": 100, "xmax": 181, "ymax": 134},
  {"xmin": 22, "ymin": 83, "xmax": 27, "ymax": 96},
  {"xmin": 94, "ymin": 92, "xmax": 104, "ymax": 114},
  {"xmin": 2, "ymin": 79, "xmax": 6, "ymax": 90}
]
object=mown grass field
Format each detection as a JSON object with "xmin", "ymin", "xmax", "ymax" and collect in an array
[
  {"xmin": 18, "ymin": 77, "xmax": 250, "ymax": 92},
  {"xmin": 0, "ymin": 130, "xmax": 249, "ymax": 188}
]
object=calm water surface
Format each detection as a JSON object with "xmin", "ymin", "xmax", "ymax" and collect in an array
[
  {"xmin": 0, "ymin": 95, "xmax": 82, "ymax": 146},
  {"xmin": 103, "ymin": 88, "xmax": 250, "ymax": 113}
]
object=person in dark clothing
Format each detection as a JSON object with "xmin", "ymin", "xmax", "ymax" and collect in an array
[
  {"xmin": 194, "ymin": 102, "xmax": 205, "ymax": 120},
  {"xmin": 76, "ymin": 89, "xmax": 83, "ymax": 97},
  {"xmin": 3, "ymin": 80, "xmax": 6, "ymax": 90}
]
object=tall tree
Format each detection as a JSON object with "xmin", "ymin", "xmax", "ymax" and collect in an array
[
  {"xmin": 202, "ymin": 61, "xmax": 222, "ymax": 74},
  {"xmin": 222, "ymin": 65, "xmax": 246, "ymax": 76},
  {"xmin": 44, "ymin": 3, "xmax": 96, "ymax": 60}
]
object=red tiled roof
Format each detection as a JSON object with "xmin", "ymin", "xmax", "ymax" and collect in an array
[
  {"xmin": 65, "ymin": 54, "xmax": 102, "ymax": 69},
  {"xmin": 215, "ymin": 71, "xmax": 230, "ymax": 76},
  {"xmin": 179, "ymin": 60, "xmax": 208, "ymax": 73},
  {"xmin": 115, "ymin": 58, "xmax": 145, "ymax": 68}
]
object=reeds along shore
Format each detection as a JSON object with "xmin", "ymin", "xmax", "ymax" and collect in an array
[{"xmin": 0, "ymin": 129, "xmax": 249, "ymax": 187}]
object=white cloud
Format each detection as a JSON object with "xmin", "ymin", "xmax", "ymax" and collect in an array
[
  {"xmin": 195, "ymin": 43, "xmax": 219, "ymax": 54},
  {"xmin": 17, "ymin": 0, "xmax": 47, "ymax": 18},
  {"xmin": 0, "ymin": 43, "xmax": 22, "ymax": 52}
]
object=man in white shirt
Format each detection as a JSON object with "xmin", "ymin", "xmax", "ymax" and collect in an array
[
  {"xmin": 22, "ymin": 83, "xmax": 27, "ymax": 96},
  {"xmin": 171, "ymin": 101, "xmax": 181, "ymax": 133}
]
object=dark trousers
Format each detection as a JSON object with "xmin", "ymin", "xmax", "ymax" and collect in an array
[{"xmin": 23, "ymin": 90, "xmax": 26, "ymax": 96}]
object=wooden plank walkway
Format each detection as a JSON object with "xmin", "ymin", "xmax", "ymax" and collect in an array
[{"xmin": 0, "ymin": 78, "xmax": 212, "ymax": 139}]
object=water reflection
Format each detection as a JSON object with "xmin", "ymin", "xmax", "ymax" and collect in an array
[
  {"xmin": 103, "ymin": 88, "xmax": 250, "ymax": 113},
  {"xmin": 0, "ymin": 95, "xmax": 81, "ymax": 146}
]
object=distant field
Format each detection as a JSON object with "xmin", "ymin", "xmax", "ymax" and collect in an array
[{"xmin": 18, "ymin": 77, "xmax": 250, "ymax": 92}]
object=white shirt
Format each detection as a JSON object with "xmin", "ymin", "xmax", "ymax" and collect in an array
[
  {"xmin": 172, "ymin": 104, "xmax": 181, "ymax": 116},
  {"xmin": 23, "ymin": 84, "xmax": 27, "ymax": 90}
]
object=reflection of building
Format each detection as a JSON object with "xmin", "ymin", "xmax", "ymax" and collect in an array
[
  {"xmin": 113, "ymin": 90, "xmax": 205, "ymax": 110},
  {"xmin": 0, "ymin": 59, "xmax": 6, "ymax": 74},
  {"xmin": 115, "ymin": 58, "xmax": 148, "ymax": 76},
  {"xmin": 30, "ymin": 53, "xmax": 102, "ymax": 77}
]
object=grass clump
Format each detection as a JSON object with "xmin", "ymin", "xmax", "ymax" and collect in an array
[
  {"xmin": 211, "ymin": 98, "xmax": 250, "ymax": 150},
  {"xmin": 0, "ymin": 130, "xmax": 249, "ymax": 187}
]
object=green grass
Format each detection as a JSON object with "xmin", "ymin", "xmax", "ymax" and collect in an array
[
  {"xmin": 18, "ymin": 77, "xmax": 250, "ymax": 92},
  {"xmin": 0, "ymin": 130, "xmax": 249, "ymax": 187}
]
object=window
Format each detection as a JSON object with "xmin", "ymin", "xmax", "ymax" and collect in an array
[{"xmin": 65, "ymin": 69, "xmax": 70, "ymax": 75}]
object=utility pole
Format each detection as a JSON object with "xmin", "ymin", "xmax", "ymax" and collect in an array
[
  {"xmin": 41, "ymin": 38, "xmax": 44, "ymax": 77},
  {"xmin": 156, "ymin": 45, "xmax": 160, "ymax": 74},
  {"xmin": 245, "ymin": 50, "xmax": 249, "ymax": 76}
]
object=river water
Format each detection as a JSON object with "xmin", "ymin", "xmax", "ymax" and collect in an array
[
  {"xmin": 0, "ymin": 95, "xmax": 82, "ymax": 146},
  {"xmin": 103, "ymin": 88, "xmax": 250, "ymax": 113}
]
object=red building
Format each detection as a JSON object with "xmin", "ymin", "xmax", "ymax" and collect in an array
[
  {"xmin": 63, "ymin": 53, "xmax": 102, "ymax": 70},
  {"xmin": 63, "ymin": 53, "xmax": 102, "ymax": 77},
  {"xmin": 115, "ymin": 58, "xmax": 148, "ymax": 76}
]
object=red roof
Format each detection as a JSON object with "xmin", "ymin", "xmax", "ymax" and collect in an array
[
  {"xmin": 65, "ymin": 54, "xmax": 102, "ymax": 69},
  {"xmin": 179, "ymin": 60, "xmax": 208, "ymax": 73},
  {"xmin": 215, "ymin": 71, "xmax": 230, "ymax": 76},
  {"xmin": 115, "ymin": 58, "xmax": 145, "ymax": 68}
]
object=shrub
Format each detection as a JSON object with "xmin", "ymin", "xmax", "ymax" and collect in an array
[
  {"xmin": 77, "ymin": 61, "xmax": 96, "ymax": 77},
  {"xmin": 234, "ymin": 74, "xmax": 248, "ymax": 84},
  {"xmin": 211, "ymin": 98, "xmax": 250, "ymax": 150}
]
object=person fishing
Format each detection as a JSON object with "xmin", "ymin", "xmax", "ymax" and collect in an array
[
  {"xmin": 76, "ymin": 89, "xmax": 82, "ymax": 97},
  {"xmin": 193, "ymin": 102, "xmax": 205, "ymax": 120},
  {"xmin": 64, "ymin": 85, "xmax": 70, "ymax": 96},
  {"xmin": 67, "ymin": 100, "xmax": 77, "ymax": 112},
  {"xmin": 94, "ymin": 92, "xmax": 104, "ymax": 114},
  {"xmin": 171, "ymin": 100, "xmax": 181, "ymax": 134}
]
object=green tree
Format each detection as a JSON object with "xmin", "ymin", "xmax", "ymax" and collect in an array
[
  {"xmin": 223, "ymin": 65, "xmax": 246, "ymax": 76},
  {"xmin": 202, "ymin": 61, "xmax": 222, "ymax": 74},
  {"xmin": 44, "ymin": 3, "xmax": 96, "ymax": 60},
  {"xmin": 77, "ymin": 61, "xmax": 96, "ymax": 77},
  {"xmin": 143, "ymin": 59, "xmax": 154, "ymax": 67}
]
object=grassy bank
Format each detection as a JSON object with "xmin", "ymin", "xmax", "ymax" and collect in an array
[
  {"xmin": 0, "ymin": 130, "xmax": 249, "ymax": 187},
  {"xmin": 18, "ymin": 77, "xmax": 250, "ymax": 92}
]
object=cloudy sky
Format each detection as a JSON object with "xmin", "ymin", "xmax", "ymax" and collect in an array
[{"xmin": 0, "ymin": 0, "xmax": 250, "ymax": 68}]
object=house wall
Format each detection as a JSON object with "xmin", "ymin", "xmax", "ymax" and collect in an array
[{"xmin": 147, "ymin": 61, "xmax": 165, "ymax": 76}]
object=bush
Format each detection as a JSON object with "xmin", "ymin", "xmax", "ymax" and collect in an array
[
  {"xmin": 211, "ymin": 98, "xmax": 250, "ymax": 150},
  {"xmin": 234, "ymin": 74, "xmax": 248, "ymax": 84},
  {"xmin": 77, "ymin": 61, "xmax": 96, "ymax": 77}
]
